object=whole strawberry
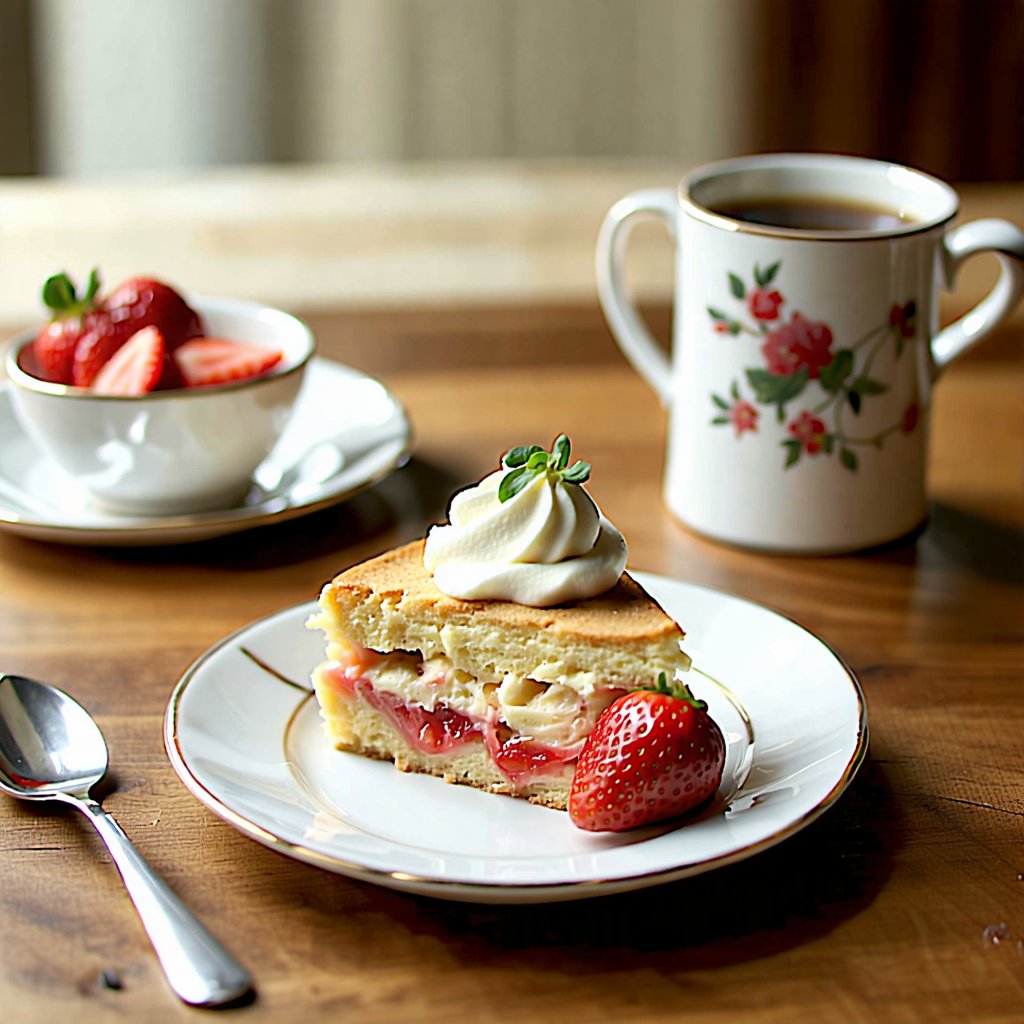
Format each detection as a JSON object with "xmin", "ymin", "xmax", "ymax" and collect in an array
[
  {"xmin": 569, "ymin": 675, "xmax": 726, "ymax": 832},
  {"xmin": 73, "ymin": 275, "xmax": 204, "ymax": 387},
  {"xmin": 103, "ymin": 277, "xmax": 204, "ymax": 352},
  {"xmin": 32, "ymin": 269, "xmax": 107, "ymax": 384}
]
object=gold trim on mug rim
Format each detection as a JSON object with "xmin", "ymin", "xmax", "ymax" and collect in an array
[{"xmin": 678, "ymin": 152, "xmax": 960, "ymax": 242}]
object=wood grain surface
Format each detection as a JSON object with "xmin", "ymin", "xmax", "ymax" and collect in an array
[{"xmin": 1, "ymin": 206, "xmax": 1023, "ymax": 1024}]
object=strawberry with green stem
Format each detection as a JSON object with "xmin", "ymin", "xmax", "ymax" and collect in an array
[
  {"xmin": 32, "ymin": 269, "xmax": 107, "ymax": 384},
  {"xmin": 569, "ymin": 673, "xmax": 726, "ymax": 832}
]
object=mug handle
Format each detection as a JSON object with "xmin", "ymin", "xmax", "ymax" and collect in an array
[
  {"xmin": 933, "ymin": 218, "xmax": 1024, "ymax": 373},
  {"xmin": 595, "ymin": 188, "xmax": 677, "ymax": 407}
]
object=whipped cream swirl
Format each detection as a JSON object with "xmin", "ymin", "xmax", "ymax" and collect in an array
[{"xmin": 423, "ymin": 466, "xmax": 627, "ymax": 606}]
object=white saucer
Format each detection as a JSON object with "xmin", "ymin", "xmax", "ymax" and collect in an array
[
  {"xmin": 0, "ymin": 357, "xmax": 411, "ymax": 545},
  {"xmin": 165, "ymin": 573, "xmax": 868, "ymax": 903}
]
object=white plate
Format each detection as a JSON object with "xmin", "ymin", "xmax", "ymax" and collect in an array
[
  {"xmin": 0, "ymin": 357, "xmax": 411, "ymax": 545},
  {"xmin": 165, "ymin": 573, "xmax": 867, "ymax": 903}
]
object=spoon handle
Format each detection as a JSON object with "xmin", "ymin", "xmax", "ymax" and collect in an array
[{"xmin": 73, "ymin": 796, "xmax": 253, "ymax": 1007}]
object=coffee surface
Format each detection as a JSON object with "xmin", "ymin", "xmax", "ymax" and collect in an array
[{"xmin": 710, "ymin": 196, "xmax": 916, "ymax": 232}]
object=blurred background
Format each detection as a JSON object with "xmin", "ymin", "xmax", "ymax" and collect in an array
[
  {"xmin": 0, "ymin": 0, "xmax": 1022, "ymax": 341},
  {"xmin": 3, "ymin": 0, "xmax": 1022, "ymax": 180}
]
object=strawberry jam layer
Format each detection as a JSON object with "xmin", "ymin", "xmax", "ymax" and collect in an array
[
  {"xmin": 356, "ymin": 679, "xmax": 479, "ymax": 754},
  {"xmin": 323, "ymin": 660, "xmax": 579, "ymax": 779},
  {"xmin": 482, "ymin": 719, "xmax": 580, "ymax": 782}
]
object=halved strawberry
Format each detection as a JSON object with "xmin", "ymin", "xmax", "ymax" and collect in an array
[
  {"xmin": 174, "ymin": 338, "xmax": 283, "ymax": 388},
  {"xmin": 72, "ymin": 325, "xmax": 133, "ymax": 387},
  {"xmin": 91, "ymin": 327, "xmax": 166, "ymax": 396}
]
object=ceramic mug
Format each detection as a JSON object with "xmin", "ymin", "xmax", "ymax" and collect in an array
[{"xmin": 596, "ymin": 153, "xmax": 1024, "ymax": 553}]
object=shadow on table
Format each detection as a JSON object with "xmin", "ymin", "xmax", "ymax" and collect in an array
[
  {"xmin": 856, "ymin": 501, "xmax": 1024, "ymax": 586},
  {"xmin": 278, "ymin": 754, "xmax": 899, "ymax": 974},
  {"xmin": 157, "ymin": 455, "xmax": 461, "ymax": 571},
  {"xmin": 402, "ymin": 756, "xmax": 897, "ymax": 969},
  {"xmin": 9, "ymin": 456, "xmax": 462, "ymax": 574}
]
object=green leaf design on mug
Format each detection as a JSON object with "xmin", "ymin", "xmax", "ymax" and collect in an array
[
  {"xmin": 745, "ymin": 367, "xmax": 809, "ymax": 410},
  {"xmin": 753, "ymin": 261, "xmax": 781, "ymax": 287}
]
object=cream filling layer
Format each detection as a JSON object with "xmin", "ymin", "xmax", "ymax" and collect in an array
[{"xmin": 325, "ymin": 641, "xmax": 625, "ymax": 750}]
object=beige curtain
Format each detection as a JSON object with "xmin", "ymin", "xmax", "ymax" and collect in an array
[{"xmin": 2, "ymin": 0, "xmax": 1021, "ymax": 180}]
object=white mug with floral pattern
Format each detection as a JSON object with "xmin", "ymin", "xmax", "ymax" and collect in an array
[{"xmin": 596, "ymin": 153, "xmax": 1024, "ymax": 553}]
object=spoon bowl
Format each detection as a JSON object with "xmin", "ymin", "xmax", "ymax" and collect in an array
[
  {"xmin": 0, "ymin": 673, "xmax": 252, "ymax": 1007},
  {"xmin": 0, "ymin": 674, "xmax": 107, "ymax": 798}
]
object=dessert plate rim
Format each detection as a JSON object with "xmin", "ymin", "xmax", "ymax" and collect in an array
[
  {"xmin": 0, "ymin": 356, "xmax": 411, "ymax": 545},
  {"xmin": 164, "ymin": 572, "xmax": 868, "ymax": 903}
]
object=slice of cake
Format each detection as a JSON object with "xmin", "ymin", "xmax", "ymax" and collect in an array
[{"xmin": 309, "ymin": 435, "xmax": 692, "ymax": 810}]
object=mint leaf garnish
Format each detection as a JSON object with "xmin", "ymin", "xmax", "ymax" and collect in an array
[
  {"xmin": 504, "ymin": 444, "xmax": 544, "ymax": 468},
  {"xmin": 498, "ymin": 434, "xmax": 593, "ymax": 503}
]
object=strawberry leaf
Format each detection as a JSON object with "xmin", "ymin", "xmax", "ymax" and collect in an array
[
  {"xmin": 642, "ymin": 671, "xmax": 707, "ymax": 709},
  {"xmin": 83, "ymin": 267, "xmax": 102, "ymax": 304},
  {"xmin": 42, "ymin": 273, "xmax": 76, "ymax": 314}
]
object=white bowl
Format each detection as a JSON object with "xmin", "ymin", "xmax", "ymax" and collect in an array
[{"xmin": 4, "ymin": 296, "xmax": 315, "ymax": 516}]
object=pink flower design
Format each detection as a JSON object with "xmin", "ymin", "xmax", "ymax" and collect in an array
[
  {"xmin": 788, "ymin": 411, "xmax": 827, "ymax": 454},
  {"xmin": 707, "ymin": 259, "xmax": 921, "ymax": 471},
  {"xmin": 889, "ymin": 302, "xmax": 916, "ymax": 339},
  {"xmin": 762, "ymin": 313, "xmax": 835, "ymax": 379},
  {"xmin": 748, "ymin": 288, "xmax": 784, "ymax": 322},
  {"xmin": 729, "ymin": 400, "xmax": 759, "ymax": 437}
]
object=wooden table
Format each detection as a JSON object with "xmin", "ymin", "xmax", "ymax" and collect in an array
[{"xmin": 2, "ymin": 193, "xmax": 1023, "ymax": 1023}]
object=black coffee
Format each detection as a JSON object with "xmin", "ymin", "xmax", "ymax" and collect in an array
[{"xmin": 710, "ymin": 196, "xmax": 916, "ymax": 232}]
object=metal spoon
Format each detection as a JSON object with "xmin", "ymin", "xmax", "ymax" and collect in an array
[{"xmin": 0, "ymin": 673, "xmax": 253, "ymax": 1007}]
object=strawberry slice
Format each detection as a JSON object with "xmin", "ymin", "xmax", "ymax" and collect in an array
[
  {"xmin": 174, "ymin": 338, "xmax": 283, "ymax": 387},
  {"xmin": 72, "ymin": 325, "xmax": 133, "ymax": 387},
  {"xmin": 91, "ymin": 327, "xmax": 166, "ymax": 396}
]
